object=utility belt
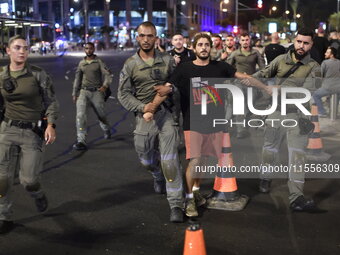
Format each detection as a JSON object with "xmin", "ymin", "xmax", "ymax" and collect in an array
[
  {"xmin": 4, "ymin": 117, "xmax": 47, "ymax": 138},
  {"xmin": 82, "ymin": 86, "xmax": 99, "ymax": 92},
  {"xmin": 4, "ymin": 117, "xmax": 37, "ymax": 129}
]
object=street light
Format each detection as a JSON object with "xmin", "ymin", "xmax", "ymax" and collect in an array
[
  {"xmin": 219, "ymin": 0, "xmax": 229, "ymax": 29},
  {"xmin": 285, "ymin": 10, "xmax": 290, "ymax": 14},
  {"xmin": 220, "ymin": 0, "xmax": 229, "ymax": 12},
  {"xmin": 181, "ymin": 1, "xmax": 186, "ymax": 6},
  {"xmin": 272, "ymin": 6, "xmax": 277, "ymax": 11},
  {"xmin": 296, "ymin": 13, "xmax": 301, "ymax": 18}
]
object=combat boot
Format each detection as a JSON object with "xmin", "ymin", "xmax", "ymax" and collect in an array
[
  {"xmin": 153, "ymin": 179, "xmax": 166, "ymax": 194},
  {"xmin": 73, "ymin": 142, "xmax": 87, "ymax": 151},
  {"xmin": 290, "ymin": 196, "xmax": 316, "ymax": 212},
  {"xmin": 170, "ymin": 207, "xmax": 184, "ymax": 223}
]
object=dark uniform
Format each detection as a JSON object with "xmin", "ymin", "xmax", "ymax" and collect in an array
[
  {"xmin": 72, "ymin": 55, "xmax": 112, "ymax": 146},
  {"xmin": 253, "ymin": 50, "xmax": 321, "ymax": 204},
  {"xmin": 118, "ymin": 50, "xmax": 184, "ymax": 211},
  {"xmin": 0, "ymin": 64, "xmax": 59, "ymax": 222}
]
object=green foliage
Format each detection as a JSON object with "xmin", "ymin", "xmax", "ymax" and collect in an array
[{"xmin": 329, "ymin": 12, "xmax": 340, "ymax": 31}]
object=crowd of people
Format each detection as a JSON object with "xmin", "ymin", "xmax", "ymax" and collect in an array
[
  {"xmin": 0, "ymin": 21, "xmax": 339, "ymax": 234},
  {"xmin": 117, "ymin": 22, "xmax": 336, "ymax": 222}
]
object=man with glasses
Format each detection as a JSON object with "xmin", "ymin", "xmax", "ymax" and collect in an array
[
  {"xmin": 72, "ymin": 42, "xmax": 112, "ymax": 150},
  {"xmin": 118, "ymin": 21, "xmax": 184, "ymax": 223},
  {"xmin": 0, "ymin": 35, "xmax": 59, "ymax": 233}
]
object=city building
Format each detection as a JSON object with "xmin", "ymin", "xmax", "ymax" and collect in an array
[{"xmin": 0, "ymin": 0, "xmax": 235, "ymax": 46}]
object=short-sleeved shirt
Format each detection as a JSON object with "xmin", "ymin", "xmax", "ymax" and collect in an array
[
  {"xmin": 264, "ymin": 43, "xmax": 286, "ymax": 64},
  {"xmin": 168, "ymin": 48, "xmax": 196, "ymax": 63},
  {"xmin": 169, "ymin": 60, "xmax": 236, "ymax": 133}
]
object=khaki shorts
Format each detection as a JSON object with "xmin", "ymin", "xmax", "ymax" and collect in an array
[{"xmin": 184, "ymin": 131, "xmax": 223, "ymax": 159}]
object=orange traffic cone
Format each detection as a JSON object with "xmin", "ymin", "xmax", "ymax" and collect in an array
[
  {"xmin": 206, "ymin": 131, "xmax": 249, "ymax": 211},
  {"xmin": 183, "ymin": 221, "xmax": 207, "ymax": 255},
  {"xmin": 306, "ymin": 104, "xmax": 331, "ymax": 162}
]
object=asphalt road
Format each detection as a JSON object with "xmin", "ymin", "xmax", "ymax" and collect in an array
[{"xmin": 0, "ymin": 51, "xmax": 339, "ymax": 255}]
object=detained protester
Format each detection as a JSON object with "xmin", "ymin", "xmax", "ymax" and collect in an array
[
  {"xmin": 72, "ymin": 42, "xmax": 112, "ymax": 151},
  {"xmin": 118, "ymin": 22, "xmax": 184, "ymax": 223},
  {"xmin": 252, "ymin": 28, "xmax": 325, "ymax": 212},
  {"xmin": 169, "ymin": 32, "xmax": 270, "ymax": 217},
  {"xmin": 0, "ymin": 35, "xmax": 59, "ymax": 233}
]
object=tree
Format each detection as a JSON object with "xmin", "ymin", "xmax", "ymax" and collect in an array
[{"xmin": 329, "ymin": 12, "xmax": 340, "ymax": 31}]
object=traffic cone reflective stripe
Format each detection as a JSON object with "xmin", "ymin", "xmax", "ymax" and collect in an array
[
  {"xmin": 183, "ymin": 223, "xmax": 207, "ymax": 255},
  {"xmin": 206, "ymin": 131, "xmax": 248, "ymax": 211},
  {"xmin": 306, "ymin": 104, "xmax": 331, "ymax": 161}
]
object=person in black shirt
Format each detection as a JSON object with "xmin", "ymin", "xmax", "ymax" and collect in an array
[
  {"xmin": 168, "ymin": 34, "xmax": 196, "ymax": 65},
  {"xmin": 169, "ymin": 32, "xmax": 270, "ymax": 217},
  {"xmin": 313, "ymin": 28, "xmax": 329, "ymax": 62},
  {"xmin": 264, "ymin": 32, "xmax": 286, "ymax": 64}
]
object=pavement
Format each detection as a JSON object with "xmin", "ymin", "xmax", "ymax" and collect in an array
[{"xmin": 0, "ymin": 53, "xmax": 339, "ymax": 255}]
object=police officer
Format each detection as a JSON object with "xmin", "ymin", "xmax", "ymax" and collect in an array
[
  {"xmin": 252, "ymin": 28, "xmax": 321, "ymax": 212},
  {"xmin": 72, "ymin": 42, "xmax": 112, "ymax": 150},
  {"xmin": 118, "ymin": 21, "xmax": 184, "ymax": 223},
  {"xmin": 0, "ymin": 35, "xmax": 59, "ymax": 233},
  {"xmin": 227, "ymin": 33, "xmax": 265, "ymax": 139}
]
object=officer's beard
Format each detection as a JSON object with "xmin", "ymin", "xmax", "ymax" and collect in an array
[
  {"xmin": 141, "ymin": 47, "xmax": 154, "ymax": 53},
  {"xmin": 293, "ymin": 49, "xmax": 308, "ymax": 60},
  {"xmin": 139, "ymin": 42, "xmax": 155, "ymax": 53},
  {"xmin": 86, "ymin": 53, "xmax": 94, "ymax": 57}
]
